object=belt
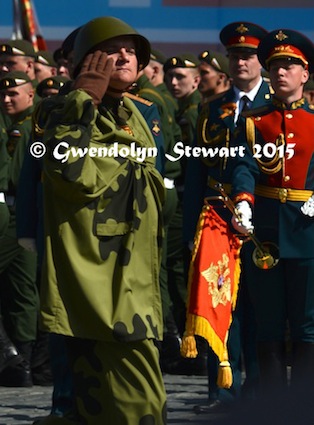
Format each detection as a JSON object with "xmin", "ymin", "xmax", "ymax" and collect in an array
[
  {"xmin": 255, "ymin": 185, "xmax": 313, "ymax": 203},
  {"xmin": 0, "ymin": 192, "xmax": 4, "ymax": 203},
  {"xmin": 207, "ymin": 177, "xmax": 231, "ymax": 195}
]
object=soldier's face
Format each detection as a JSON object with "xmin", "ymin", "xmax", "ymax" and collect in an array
[
  {"xmin": 0, "ymin": 83, "xmax": 34, "ymax": 116},
  {"xmin": 269, "ymin": 59, "xmax": 309, "ymax": 101},
  {"xmin": 96, "ymin": 36, "xmax": 138, "ymax": 91},
  {"xmin": 166, "ymin": 67, "xmax": 200, "ymax": 99},
  {"xmin": 34, "ymin": 62, "xmax": 57, "ymax": 83},
  {"xmin": 198, "ymin": 63, "xmax": 223, "ymax": 95},
  {"xmin": 228, "ymin": 51, "xmax": 261, "ymax": 86},
  {"xmin": 0, "ymin": 54, "xmax": 34, "ymax": 78}
]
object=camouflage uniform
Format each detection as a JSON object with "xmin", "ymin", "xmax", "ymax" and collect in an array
[{"xmin": 40, "ymin": 88, "xmax": 167, "ymax": 424}]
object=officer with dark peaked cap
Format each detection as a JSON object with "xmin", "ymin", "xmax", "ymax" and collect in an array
[
  {"xmin": 183, "ymin": 22, "xmax": 272, "ymax": 413},
  {"xmin": 220, "ymin": 21, "xmax": 269, "ymax": 54},
  {"xmin": 0, "ymin": 70, "xmax": 38, "ymax": 388},
  {"xmin": 230, "ymin": 29, "xmax": 314, "ymax": 419}
]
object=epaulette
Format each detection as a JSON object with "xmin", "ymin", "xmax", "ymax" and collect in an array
[
  {"xmin": 242, "ymin": 104, "xmax": 270, "ymax": 118},
  {"xmin": 124, "ymin": 92, "xmax": 153, "ymax": 107}
]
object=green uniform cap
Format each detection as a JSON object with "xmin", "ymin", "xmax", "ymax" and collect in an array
[
  {"xmin": 150, "ymin": 49, "xmax": 167, "ymax": 65},
  {"xmin": 0, "ymin": 39, "xmax": 35, "ymax": 57},
  {"xmin": 73, "ymin": 16, "xmax": 151, "ymax": 77},
  {"xmin": 35, "ymin": 50, "xmax": 57, "ymax": 67},
  {"xmin": 258, "ymin": 29, "xmax": 314, "ymax": 74},
  {"xmin": 163, "ymin": 53, "xmax": 199, "ymax": 73},
  {"xmin": 36, "ymin": 75, "xmax": 70, "ymax": 97},
  {"xmin": 198, "ymin": 50, "xmax": 230, "ymax": 76},
  {"xmin": 0, "ymin": 70, "xmax": 32, "ymax": 90}
]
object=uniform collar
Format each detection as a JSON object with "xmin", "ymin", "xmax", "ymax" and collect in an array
[{"xmin": 272, "ymin": 96, "xmax": 305, "ymax": 110}]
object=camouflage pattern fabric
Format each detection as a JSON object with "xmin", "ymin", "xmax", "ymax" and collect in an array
[
  {"xmin": 40, "ymin": 89, "xmax": 165, "ymax": 343},
  {"xmin": 66, "ymin": 337, "xmax": 167, "ymax": 425}
]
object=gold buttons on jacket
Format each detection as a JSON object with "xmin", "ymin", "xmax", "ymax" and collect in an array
[
  {"xmin": 286, "ymin": 113, "xmax": 293, "ymax": 119},
  {"xmin": 287, "ymin": 133, "xmax": 294, "ymax": 138}
]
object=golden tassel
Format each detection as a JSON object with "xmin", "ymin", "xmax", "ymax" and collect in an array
[
  {"xmin": 217, "ymin": 348, "xmax": 233, "ymax": 389},
  {"xmin": 217, "ymin": 360, "xmax": 233, "ymax": 389},
  {"xmin": 180, "ymin": 334, "xmax": 198, "ymax": 358}
]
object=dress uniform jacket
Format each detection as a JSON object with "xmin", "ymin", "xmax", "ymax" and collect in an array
[
  {"xmin": 40, "ymin": 89, "xmax": 166, "ymax": 343},
  {"xmin": 183, "ymin": 80, "xmax": 271, "ymax": 244},
  {"xmin": 232, "ymin": 97, "xmax": 314, "ymax": 259}
]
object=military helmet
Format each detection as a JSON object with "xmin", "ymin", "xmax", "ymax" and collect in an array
[{"xmin": 73, "ymin": 16, "xmax": 151, "ymax": 76}]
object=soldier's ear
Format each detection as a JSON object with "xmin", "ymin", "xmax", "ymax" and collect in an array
[
  {"xmin": 29, "ymin": 88, "xmax": 35, "ymax": 101},
  {"xmin": 301, "ymin": 68, "xmax": 310, "ymax": 85}
]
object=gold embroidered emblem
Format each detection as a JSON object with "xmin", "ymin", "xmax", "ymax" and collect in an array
[
  {"xmin": 219, "ymin": 102, "xmax": 237, "ymax": 119},
  {"xmin": 236, "ymin": 24, "xmax": 249, "ymax": 34},
  {"xmin": 171, "ymin": 57, "xmax": 177, "ymax": 65},
  {"xmin": 152, "ymin": 120, "xmax": 160, "ymax": 135},
  {"xmin": 276, "ymin": 30, "xmax": 288, "ymax": 41},
  {"xmin": 201, "ymin": 253, "xmax": 231, "ymax": 308}
]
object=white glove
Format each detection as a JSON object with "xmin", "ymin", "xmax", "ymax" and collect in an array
[
  {"xmin": 301, "ymin": 195, "xmax": 314, "ymax": 217},
  {"xmin": 18, "ymin": 238, "xmax": 37, "ymax": 253},
  {"xmin": 231, "ymin": 201, "xmax": 254, "ymax": 234}
]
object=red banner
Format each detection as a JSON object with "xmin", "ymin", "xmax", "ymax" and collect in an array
[{"xmin": 182, "ymin": 205, "xmax": 242, "ymax": 368}]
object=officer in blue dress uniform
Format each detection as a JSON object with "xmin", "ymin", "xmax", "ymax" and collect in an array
[
  {"xmin": 230, "ymin": 29, "xmax": 314, "ymax": 421},
  {"xmin": 183, "ymin": 22, "xmax": 272, "ymax": 411}
]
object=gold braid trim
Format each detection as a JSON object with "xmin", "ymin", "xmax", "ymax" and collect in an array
[{"xmin": 246, "ymin": 117, "xmax": 283, "ymax": 175}]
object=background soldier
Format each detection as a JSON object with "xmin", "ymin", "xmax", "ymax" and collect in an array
[
  {"xmin": 231, "ymin": 28, "xmax": 314, "ymax": 422},
  {"xmin": 34, "ymin": 51, "xmax": 57, "ymax": 83},
  {"xmin": 183, "ymin": 22, "xmax": 271, "ymax": 411},
  {"xmin": 0, "ymin": 71, "xmax": 38, "ymax": 387},
  {"xmin": 198, "ymin": 49, "xmax": 231, "ymax": 104}
]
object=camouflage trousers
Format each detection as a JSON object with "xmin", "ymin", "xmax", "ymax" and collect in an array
[{"xmin": 66, "ymin": 336, "xmax": 167, "ymax": 425}]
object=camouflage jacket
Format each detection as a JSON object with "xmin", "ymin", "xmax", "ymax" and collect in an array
[{"xmin": 40, "ymin": 89, "xmax": 165, "ymax": 342}]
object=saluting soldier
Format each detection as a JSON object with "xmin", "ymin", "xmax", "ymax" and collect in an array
[
  {"xmin": 230, "ymin": 29, "xmax": 314, "ymax": 417},
  {"xmin": 39, "ymin": 16, "xmax": 167, "ymax": 424},
  {"xmin": 183, "ymin": 22, "xmax": 272, "ymax": 411}
]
